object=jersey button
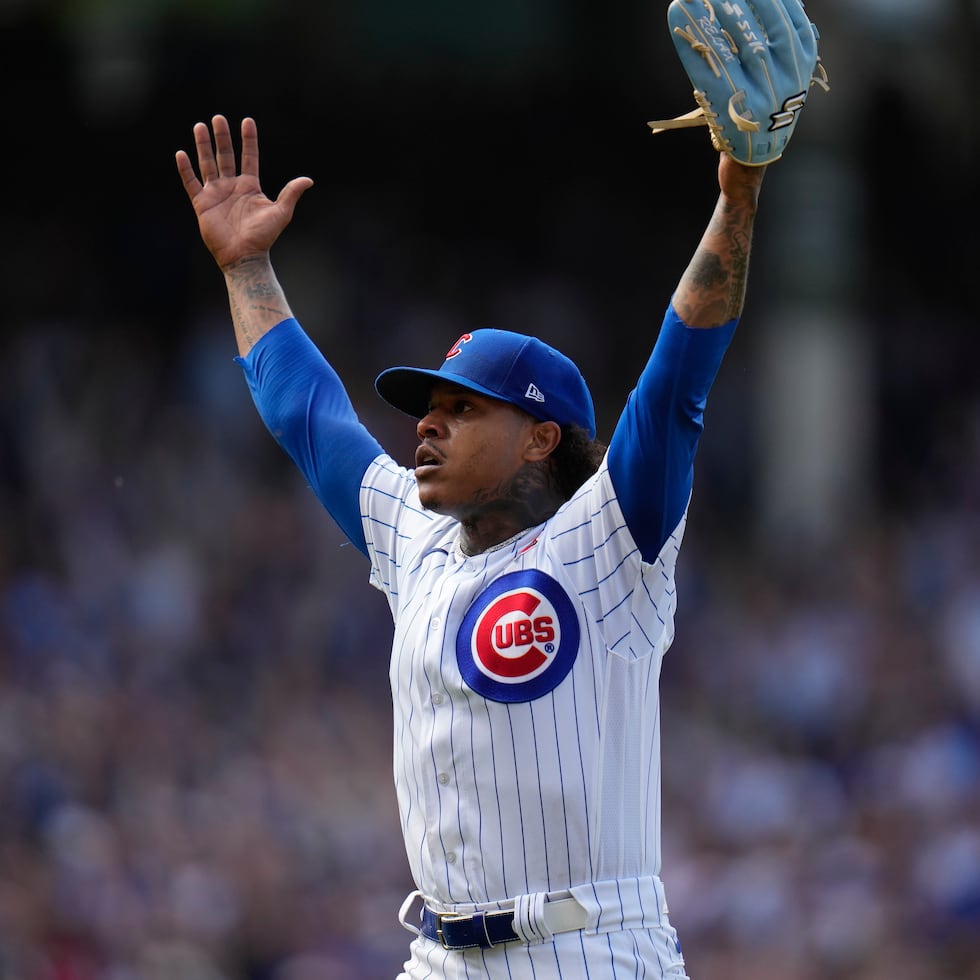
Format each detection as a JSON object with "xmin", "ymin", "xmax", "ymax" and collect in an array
[
  {"xmin": 431, "ymin": 692, "xmax": 444, "ymax": 706},
  {"xmin": 446, "ymin": 852, "xmax": 457, "ymax": 865},
  {"xmin": 437, "ymin": 772, "xmax": 450, "ymax": 785},
  {"xmin": 430, "ymin": 617, "xmax": 442, "ymax": 631}
]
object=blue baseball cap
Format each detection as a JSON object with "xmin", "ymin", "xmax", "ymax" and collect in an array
[{"xmin": 375, "ymin": 329, "xmax": 596, "ymax": 439}]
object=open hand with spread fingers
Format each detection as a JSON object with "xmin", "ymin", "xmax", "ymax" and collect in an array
[{"xmin": 175, "ymin": 114, "xmax": 313, "ymax": 271}]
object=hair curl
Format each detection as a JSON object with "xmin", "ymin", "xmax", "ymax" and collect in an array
[{"xmin": 549, "ymin": 424, "xmax": 607, "ymax": 502}]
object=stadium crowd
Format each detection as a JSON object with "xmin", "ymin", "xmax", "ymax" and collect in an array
[{"xmin": 2, "ymin": 249, "xmax": 979, "ymax": 980}]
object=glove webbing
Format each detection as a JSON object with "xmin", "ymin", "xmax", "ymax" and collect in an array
[{"xmin": 646, "ymin": 0, "xmax": 830, "ymax": 154}]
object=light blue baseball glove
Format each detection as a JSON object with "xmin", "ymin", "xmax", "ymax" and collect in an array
[{"xmin": 648, "ymin": 0, "xmax": 829, "ymax": 165}]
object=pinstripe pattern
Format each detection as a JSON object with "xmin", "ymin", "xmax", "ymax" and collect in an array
[
  {"xmin": 363, "ymin": 456, "xmax": 689, "ymax": 977},
  {"xmin": 239, "ymin": 305, "xmax": 738, "ymax": 977}
]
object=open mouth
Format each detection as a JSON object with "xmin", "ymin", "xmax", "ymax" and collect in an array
[{"xmin": 415, "ymin": 443, "xmax": 443, "ymax": 474}]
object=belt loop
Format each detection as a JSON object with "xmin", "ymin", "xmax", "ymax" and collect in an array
[
  {"xmin": 474, "ymin": 911, "xmax": 496, "ymax": 948},
  {"xmin": 398, "ymin": 889, "xmax": 423, "ymax": 937},
  {"xmin": 512, "ymin": 891, "xmax": 552, "ymax": 944}
]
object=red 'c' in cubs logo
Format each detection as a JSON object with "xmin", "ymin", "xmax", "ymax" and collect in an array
[
  {"xmin": 457, "ymin": 570, "xmax": 579, "ymax": 703},
  {"xmin": 445, "ymin": 334, "xmax": 472, "ymax": 360},
  {"xmin": 474, "ymin": 591, "xmax": 553, "ymax": 678}
]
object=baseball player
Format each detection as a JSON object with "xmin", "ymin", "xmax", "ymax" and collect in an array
[
  {"xmin": 173, "ymin": 10, "xmax": 826, "ymax": 974},
  {"xmin": 176, "ymin": 111, "xmax": 758, "ymax": 978}
]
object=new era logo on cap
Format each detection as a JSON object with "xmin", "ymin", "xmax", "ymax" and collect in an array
[{"xmin": 375, "ymin": 329, "xmax": 596, "ymax": 439}]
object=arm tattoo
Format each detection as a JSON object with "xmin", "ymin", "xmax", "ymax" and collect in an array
[
  {"xmin": 727, "ymin": 226, "xmax": 752, "ymax": 317},
  {"xmin": 685, "ymin": 250, "xmax": 727, "ymax": 292},
  {"xmin": 225, "ymin": 257, "xmax": 291, "ymax": 350},
  {"xmin": 676, "ymin": 197, "xmax": 756, "ymax": 325}
]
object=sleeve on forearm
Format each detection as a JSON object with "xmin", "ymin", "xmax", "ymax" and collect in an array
[
  {"xmin": 235, "ymin": 318, "xmax": 384, "ymax": 557},
  {"xmin": 607, "ymin": 302, "xmax": 737, "ymax": 562}
]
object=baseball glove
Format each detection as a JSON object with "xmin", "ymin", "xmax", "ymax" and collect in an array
[{"xmin": 647, "ymin": 0, "xmax": 829, "ymax": 166}]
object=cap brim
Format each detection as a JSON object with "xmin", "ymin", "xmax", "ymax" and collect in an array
[{"xmin": 375, "ymin": 366, "xmax": 510, "ymax": 420}]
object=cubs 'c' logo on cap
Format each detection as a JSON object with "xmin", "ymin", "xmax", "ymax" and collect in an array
[
  {"xmin": 444, "ymin": 334, "xmax": 472, "ymax": 360},
  {"xmin": 456, "ymin": 570, "xmax": 579, "ymax": 703}
]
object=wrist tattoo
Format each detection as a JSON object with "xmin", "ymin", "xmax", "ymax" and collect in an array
[{"xmin": 227, "ymin": 258, "xmax": 288, "ymax": 332}]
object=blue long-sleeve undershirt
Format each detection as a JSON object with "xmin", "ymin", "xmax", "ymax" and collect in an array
[
  {"xmin": 236, "ymin": 323, "xmax": 382, "ymax": 555},
  {"xmin": 607, "ymin": 304, "xmax": 736, "ymax": 560},
  {"xmin": 237, "ymin": 305, "xmax": 736, "ymax": 563}
]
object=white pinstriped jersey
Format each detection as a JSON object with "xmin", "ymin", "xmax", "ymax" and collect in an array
[
  {"xmin": 237, "ymin": 304, "xmax": 737, "ymax": 975},
  {"xmin": 362, "ymin": 453, "xmax": 683, "ymax": 906}
]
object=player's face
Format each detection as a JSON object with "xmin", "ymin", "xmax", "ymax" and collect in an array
[{"xmin": 414, "ymin": 382, "xmax": 544, "ymax": 520}]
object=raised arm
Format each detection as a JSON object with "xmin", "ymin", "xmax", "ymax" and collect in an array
[
  {"xmin": 175, "ymin": 115, "xmax": 313, "ymax": 355},
  {"xmin": 606, "ymin": 155, "xmax": 770, "ymax": 559},
  {"xmin": 671, "ymin": 154, "xmax": 767, "ymax": 329}
]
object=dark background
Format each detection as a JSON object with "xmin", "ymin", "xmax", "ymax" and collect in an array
[{"xmin": 1, "ymin": 1, "xmax": 979, "ymax": 978}]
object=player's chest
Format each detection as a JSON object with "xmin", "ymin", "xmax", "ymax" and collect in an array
[{"xmin": 391, "ymin": 547, "xmax": 584, "ymax": 706}]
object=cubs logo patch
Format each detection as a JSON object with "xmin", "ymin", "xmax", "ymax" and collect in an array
[{"xmin": 456, "ymin": 570, "xmax": 579, "ymax": 703}]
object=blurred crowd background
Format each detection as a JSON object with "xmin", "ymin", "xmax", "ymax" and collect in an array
[{"xmin": 2, "ymin": 0, "xmax": 979, "ymax": 977}]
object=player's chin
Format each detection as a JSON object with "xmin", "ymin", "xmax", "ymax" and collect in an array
[{"xmin": 414, "ymin": 475, "xmax": 448, "ymax": 514}]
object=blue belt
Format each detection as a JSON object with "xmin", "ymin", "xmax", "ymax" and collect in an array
[
  {"xmin": 409, "ymin": 879, "xmax": 663, "ymax": 950},
  {"xmin": 420, "ymin": 907, "xmax": 521, "ymax": 949}
]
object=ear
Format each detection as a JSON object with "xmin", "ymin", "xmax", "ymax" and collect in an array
[{"xmin": 523, "ymin": 421, "xmax": 562, "ymax": 462}]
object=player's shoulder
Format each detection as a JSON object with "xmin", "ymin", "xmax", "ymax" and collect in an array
[
  {"xmin": 361, "ymin": 453, "xmax": 440, "ymax": 539},
  {"xmin": 362, "ymin": 454, "xmax": 417, "ymax": 504},
  {"xmin": 542, "ymin": 461, "xmax": 621, "ymax": 544}
]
